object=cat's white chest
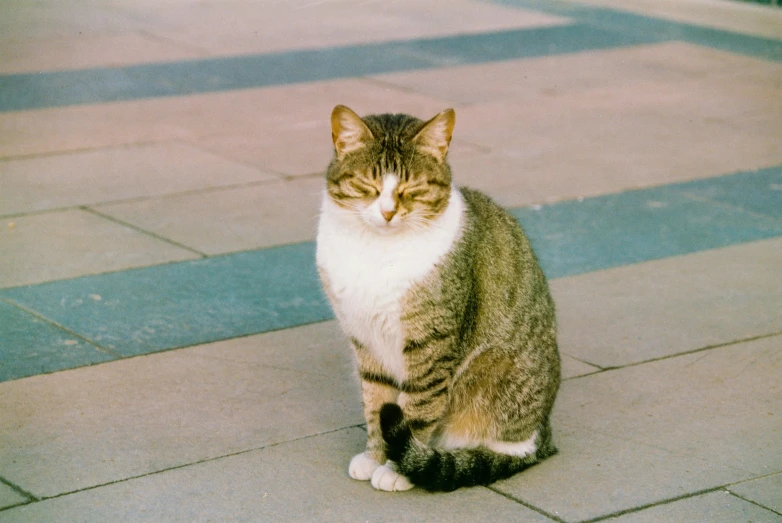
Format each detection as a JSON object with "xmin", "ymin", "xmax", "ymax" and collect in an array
[{"xmin": 316, "ymin": 188, "xmax": 464, "ymax": 382}]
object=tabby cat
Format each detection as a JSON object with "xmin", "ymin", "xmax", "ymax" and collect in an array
[{"xmin": 316, "ymin": 105, "xmax": 560, "ymax": 492}]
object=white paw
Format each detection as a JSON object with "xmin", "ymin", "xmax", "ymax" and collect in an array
[
  {"xmin": 348, "ymin": 452, "xmax": 381, "ymax": 481},
  {"xmin": 370, "ymin": 462, "xmax": 414, "ymax": 492}
]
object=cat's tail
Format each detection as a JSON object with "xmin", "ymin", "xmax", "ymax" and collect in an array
[{"xmin": 379, "ymin": 403, "xmax": 556, "ymax": 492}]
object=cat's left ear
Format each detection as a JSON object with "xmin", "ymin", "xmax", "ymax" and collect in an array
[{"xmin": 414, "ymin": 108, "xmax": 455, "ymax": 162}]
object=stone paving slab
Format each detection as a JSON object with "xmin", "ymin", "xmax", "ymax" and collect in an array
[
  {"xmin": 0, "ymin": 300, "xmax": 115, "ymax": 382},
  {"xmin": 728, "ymin": 473, "xmax": 782, "ymax": 514},
  {"xmin": 185, "ymin": 320, "xmax": 598, "ymax": 382},
  {"xmin": 0, "ymin": 142, "xmax": 277, "ymax": 217},
  {"xmin": 608, "ymin": 490, "xmax": 782, "ymax": 523},
  {"xmin": 374, "ymin": 41, "xmax": 780, "ymax": 105},
  {"xmin": 97, "ymin": 177, "xmax": 325, "ymax": 255},
  {"xmin": 555, "ymin": 334, "xmax": 782, "ymax": 476},
  {"xmin": 0, "ymin": 429, "xmax": 555, "ymax": 523},
  {"xmin": 492, "ymin": 334, "xmax": 782, "ymax": 522},
  {"xmin": 0, "ymin": 34, "xmax": 204, "ymax": 75},
  {"xmin": 553, "ymin": 237, "xmax": 782, "ymax": 367},
  {"xmin": 0, "ymin": 325, "xmax": 361, "ymax": 498},
  {"xmin": 569, "ymin": 0, "xmax": 782, "ymax": 40},
  {"xmin": 0, "ymin": 78, "xmax": 452, "ymax": 158},
  {"xmin": 121, "ymin": 0, "xmax": 569, "ymax": 58},
  {"xmin": 0, "ymin": 210, "xmax": 198, "ymax": 288},
  {"xmin": 0, "ymin": 319, "xmax": 600, "ymax": 501}
]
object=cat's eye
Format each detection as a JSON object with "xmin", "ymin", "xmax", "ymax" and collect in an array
[
  {"xmin": 355, "ymin": 183, "xmax": 380, "ymax": 198},
  {"xmin": 399, "ymin": 186, "xmax": 426, "ymax": 199}
]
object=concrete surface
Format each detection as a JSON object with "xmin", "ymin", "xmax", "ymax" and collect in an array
[{"xmin": 1, "ymin": 0, "xmax": 780, "ymax": 521}]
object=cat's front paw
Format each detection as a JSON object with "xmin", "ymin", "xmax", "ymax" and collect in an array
[
  {"xmin": 370, "ymin": 462, "xmax": 414, "ymax": 492},
  {"xmin": 348, "ymin": 452, "xmax": 382, "ymax": 481}
]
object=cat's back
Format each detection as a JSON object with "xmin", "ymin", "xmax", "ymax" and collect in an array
[{"xmin": 459, "ymin": 186, "xmax": 541, "ymax": 275}]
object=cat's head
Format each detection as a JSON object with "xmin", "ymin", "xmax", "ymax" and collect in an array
[{"xmin": 325, "ymin": 105, "xmax": 455, "ymax": 234}]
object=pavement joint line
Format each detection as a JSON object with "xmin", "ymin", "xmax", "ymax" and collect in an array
[
  {"xmin": 0, "ymin": 138, "xmax": 185, "ymax": 163},
  {"xmin": 0, "ymin": 423, "xmax": 367, "ymax": 510},
  {"xmin": 178, "ymin": 138, "xmax": 291, "ymax": 178},
  {"xmin": 134, "ymin": 29, "xmax": 212, "ymax": 57},
  {"xmin": 0, "ymin": 175, "xmax": 289, "ymax": 221},
  {"xmin": 585, "ymin": 329, "xmax": 782, "ymax": 376},
  {"xmin": 676, "ymin": 189, "xmax": 782, "ymax": 224},
  {"xmin": 0, "ymin": 476, "xmax": 39, "ymax": 503},
  {"xmin": 726, "ymin": 490, "xmax": 782, "ymax": 516},
  {"xmin": 80, "ymin": 206, "xmax": 209, "ymax": 258},
  {"xmin": 0, "ymin": 297, "xmax": 122, "ymax": 360},
  {"xmin": 487, "ymin": 485, "xmax": 569, "ymax": 523},
  {"xmin": 580, "ymin": 485, "xmax": 727, "ymax": 523}
]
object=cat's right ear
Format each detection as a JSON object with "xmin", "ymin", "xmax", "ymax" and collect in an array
[{"xmin": 331, "ymin": 105, "xmax": 373, "ymax": 158}]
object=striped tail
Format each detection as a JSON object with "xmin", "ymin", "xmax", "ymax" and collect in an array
[{"xmin": 379, "ymin": 403, "xmax": 555, "ymax": 492}]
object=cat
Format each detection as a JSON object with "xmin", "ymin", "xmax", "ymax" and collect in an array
[{"xmin": 316, "ymin": 105, "xmax": 560, "ymax": 492}]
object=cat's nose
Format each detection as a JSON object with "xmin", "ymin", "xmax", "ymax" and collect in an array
[{"xmin": 381, "ymin": 209, "xmax": 397, "ymax": 222}]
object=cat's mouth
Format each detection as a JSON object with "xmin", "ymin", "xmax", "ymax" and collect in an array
[{"xmin": 368, "ymin": 218, "xmax": 401, "ymax": 234}]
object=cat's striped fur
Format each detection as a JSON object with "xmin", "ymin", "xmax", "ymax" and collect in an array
[{"xmin": 316, "ymin": 105, "xmax": 560, "ymax": 492}]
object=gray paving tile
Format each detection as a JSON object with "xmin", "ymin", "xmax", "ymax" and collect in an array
[
  {"xmin": 136, "ymin": 0, "xmax": 568, "ymax": 57},
  {"xmin": 0, "ymin": 243, "xmax": 330, "ymax": 357},
  {"xmin": 552, "ymin": 238, "xmax": 782, "ymax": 367},
  {"xmin": 0, "ymin": 300, "xmax": 115, "ymax": 383},
  {"xmin": 0, "ymin": 429, "xmax": 554, "ymax": 523},
  {"xmin": 440, "ymin": 43, "xmax": 782, "ymax": 204},
  {"xmin": 193, "ymin": 123, "xmax": 334, "ymax": 177},
  {"xmin": 494, "ymin": 334, "xmax": 782, "ymax": 521},
  {"xmin": 190, "ymin": 321, "xmax": 600, "ymax": 381},
  {"xmin": 565, "ymin": 0, "xmax": 782, "ymax": 40},
  {"xmin": 96, "ymin": 177, "xmax": 325, "ymax": 255},
  {"xmin": 0, "ymin": 78, "xmax": 453, "ymax": 159},
  {"xmin": 729, "ymin": 473, "xmax": 782, "ymax": 514},
  {"xmin": 555, "ymin": 334, "xmax": 782, "ymax": 475},
  {"xmin": 608, "ymin": 490, "xmax": 782, "ymax": 523},
  {"xmin": 0, "ymin": 142, "xmax": 277, "ymax": 216},
  {"xmin": 374, "ymin": 41, "xmax": 782, "ymax": 105},
  {"xmin": 513, "ymin": 180, "xmax": 782, "ymax": 278},
  {"xmin": 0, "ymin": 33, "xmax": 204, "ymax": 74},
  {"xmin": 494, "ymin": 427, "xmax": 750, "ymax": 523},
  {"xmin": 0, "ymin": 327, "xmax": 362, "ymax": 498},
  {"xmin": 0, "ymin": 482, "xmax": 28, "ymax": 510},
  {"xmin": 0, "ymin": 210, "xmax": 198, "ymax": 288}
]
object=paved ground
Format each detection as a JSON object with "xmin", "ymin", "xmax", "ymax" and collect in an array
[{"xmin": 1, "ymin": 0, "xmax": 782, "ymax": 521}]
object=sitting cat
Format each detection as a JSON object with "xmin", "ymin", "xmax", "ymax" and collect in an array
[{"xmin": 316, "ymin": 105, "xmax": 560, "ymax": 492}]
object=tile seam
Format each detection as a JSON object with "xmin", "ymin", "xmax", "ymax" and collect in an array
[
  {"xmin": 579, "ymin": 486, "xmax": 726, "ymax": 523},
  {"xmin": 8, "ymin": 424, "xmax": 366, "ymax": 506},
  {"xmin": 81, "ymin": 206, "xmax": 209, "ymax": 258},
  {"xmin": 0, "ymin": 475, "xmax": 39, "ymax": 503},
  {"xmin": 0, "ymin": 176, "xmax": 292, "ymax": 221},
  {"xmin": 726, "ymin": 490, "xmax": 782, "ymax": 517},
  {"xmin": 485, "ymin": 486, "xmax": 568, "ymax": 523},
  {"xmin": 673, "ymin": 189, "xmax": 782, "ymax": 225},
  {"xmin": 0, "ymin": 297, "xmax": 123, "ymax": 360}
]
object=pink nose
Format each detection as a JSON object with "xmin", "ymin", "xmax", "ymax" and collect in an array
[{"xmin": 381, "ymin": 209, "xmax": 396, "ymax": 222}]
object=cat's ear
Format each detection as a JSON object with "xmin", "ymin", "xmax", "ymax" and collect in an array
[
  {"xmin": 331, "ymin": 105, "xmax": 373, "ymax": 158},
  {"xmin": 414, "ymin": 108, "xmax": 455, "ymax": 161}
]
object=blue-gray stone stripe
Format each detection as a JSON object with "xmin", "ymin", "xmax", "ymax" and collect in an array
[{"xmin": 1, "ymin": 165, "xmax": 780, "ymax": 383}]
